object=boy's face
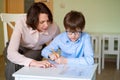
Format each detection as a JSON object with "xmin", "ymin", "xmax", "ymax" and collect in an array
[{"xmin": 66, "ymin": 29, "xmax": 81, "ymax": 42}]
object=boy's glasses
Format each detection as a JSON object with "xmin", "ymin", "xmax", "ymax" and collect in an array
[{"xmin": 66, "ymin": 31, "xmax": 81, "ymax": 35}]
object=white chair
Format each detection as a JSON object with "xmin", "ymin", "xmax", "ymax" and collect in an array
[
  {"xmin": 0, "ymin": 13, "xmax": 26, "ymax": 80},
  {"xmin": 0, "ymin": 13, "xmax": 26, "ymax": 47},
  {"xmin": 90, "ymin": 34, "xmax": 102, "ymax": 74},
  {"xmin": 102, "ymin": 34, "xmax": 120, "ymax": 70}
]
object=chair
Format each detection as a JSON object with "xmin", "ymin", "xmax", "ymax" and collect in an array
[
  {"xmin": 0, "ymin": 13, "xmax": 26, "ymax": 80},
  {"xmin": 0, "ymin": 13, "xmax": 26, "ymax": 47},
  {"xmin": 102, "ymin": 34, "xmax": 120, "ymax": 70},
  {"xmin": 90, "ymin": 34, "xmax": 102, "ymax": 74}
]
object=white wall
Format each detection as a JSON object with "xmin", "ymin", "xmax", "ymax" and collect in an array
[{"xmin": 53, "ymin": 0, "xmax": 120, "ymax": 34}]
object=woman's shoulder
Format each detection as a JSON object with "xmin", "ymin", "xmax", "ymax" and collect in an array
[
  {"xmin": 50, "ymin": 22, "xmax": 60, "ymax": 30},
  {"xmin": 51, "ymin": 22, "xmax": 58, "ymax": 27},
  {"xmin": 14, "ymin": 15, "xmax": 29, "ymax": 32},
  {"xmin": 48, "ymin": 22, "xmax": 60, "ymax": 37},
  {"xmin": 15, "ymin": 15, "xmax": 27, "ymax": 27},
  {"xmin": 16, "ymin": 15, "xmax": 26, "ymax": 24}
]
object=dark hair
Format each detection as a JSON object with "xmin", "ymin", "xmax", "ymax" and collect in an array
[
  {"xmin": 26, "ymin": 2, "xmax": 53, "ymax": 30},
  {"xmin": 64, "ymin": 10, "xmax": 85, "ymax": 32}
]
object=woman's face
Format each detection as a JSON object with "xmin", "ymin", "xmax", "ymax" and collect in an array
[{"xmin": 37, "ymin": 13, "xmax": 50, "ymax": 32}]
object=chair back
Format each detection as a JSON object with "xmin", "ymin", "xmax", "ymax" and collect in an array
[
  {"xmin": 90, "ymin": 34, "xmax": 101, "ymax": 58},
  {"xmin": 0, "ymin": 13, "xmax": 26, "ymax": 47},
  {"xmin": 90, "ymin": 34, "xmax": 102, "ymax": 74},
  {"xmin": 102, "ymin": 35, "xmax": 120, "ymax": 54}
]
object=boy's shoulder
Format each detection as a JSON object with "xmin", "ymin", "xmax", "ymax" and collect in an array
[
  {"xmin": 81, "ymin": 32, "xmax": 91, "ymax": 38},
  {"xmin": 82, "ymin": 32, "xmax": 90, "ymax": 35}
]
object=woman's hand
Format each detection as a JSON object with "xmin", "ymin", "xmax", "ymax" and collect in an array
[{"xmin": 29, "ymin": 60, "xmax": 53, "ymax": 68}]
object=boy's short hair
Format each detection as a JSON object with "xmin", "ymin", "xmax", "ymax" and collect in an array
[{"xmin": 64, "ymin": 10, "xmax": 85, "ymax": 32}]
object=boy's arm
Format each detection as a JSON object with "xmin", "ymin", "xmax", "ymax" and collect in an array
[{"xmin": 41, "ymin": 36, "xmax": 60, "ymax": 59}]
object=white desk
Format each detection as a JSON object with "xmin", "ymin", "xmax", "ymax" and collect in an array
[{"xmin": 13, "ymin": 64, "xmax": 97, "ymax": 80}]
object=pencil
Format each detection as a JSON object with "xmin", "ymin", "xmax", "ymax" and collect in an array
[{"xmin": 51, "ymin": 48, "xmax": 59, "ymax": 58}]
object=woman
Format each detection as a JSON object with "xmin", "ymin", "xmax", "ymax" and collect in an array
[{"xmin": 5, "ymin": 2, "xmax": 60, "ymax": 80}]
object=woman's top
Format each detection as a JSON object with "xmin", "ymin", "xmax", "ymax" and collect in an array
[
  {"xmin": 42, "ymin": 32, "xmax": 94, "ymax": 65},
  {"xmin": 7, "ymin": 15, "xmax": 60, "ymax": 66}
]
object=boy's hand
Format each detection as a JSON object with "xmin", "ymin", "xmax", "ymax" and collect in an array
[
  {"xmin": 55, "ymin": 56, "xmax": 67, "ymax": 64},
  {"xmin": 49, "ymin": 52, "xmax": 60, "ymax": 61}
]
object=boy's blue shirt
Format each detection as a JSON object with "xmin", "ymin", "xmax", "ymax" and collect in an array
[{"xmin": 42, "ymin": 32, "xmax": 94, "ymax": 65}]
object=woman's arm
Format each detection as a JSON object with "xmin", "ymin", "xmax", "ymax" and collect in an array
[{"xmin": 7, "ymin": 17, "xmax": 33, "ymax": 66}]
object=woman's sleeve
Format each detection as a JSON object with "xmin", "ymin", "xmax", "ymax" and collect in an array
[{"xmin": 7, "ymin": 18, "xmax": 32, "ymax": 66}]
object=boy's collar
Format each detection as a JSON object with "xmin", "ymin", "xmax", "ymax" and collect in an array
[{"xmin": 65, "ymin": 32, "xmax": 81, "ymax": 43}]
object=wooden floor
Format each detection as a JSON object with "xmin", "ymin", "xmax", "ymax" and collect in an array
[
  {"xmin": 96, "ymin": 61, "xmax": 120, "ymax": 80},
  {"xmin": 0, "ymin": 55, "xmax": 120, "ymax": 80}
]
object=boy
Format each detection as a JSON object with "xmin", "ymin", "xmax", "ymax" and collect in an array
[{"xmin": 42, "ymin": 10, "xmax": 94, "ymax": 65}]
